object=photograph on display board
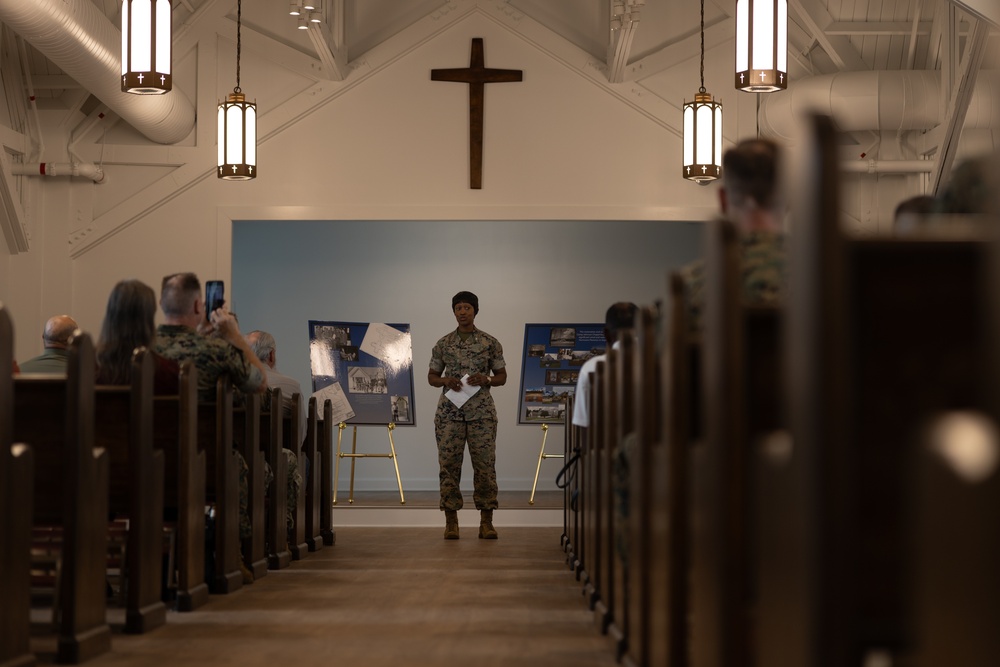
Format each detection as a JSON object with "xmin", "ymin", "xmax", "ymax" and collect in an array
[
  {"xmin": 308, "ymin": 320, "xmax": 415, "ymax": 426},
  {"xmin": 516, "ymin": 322, "xmax": 604, "ymax": 425}
]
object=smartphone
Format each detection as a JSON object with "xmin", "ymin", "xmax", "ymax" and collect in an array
[{"xmin": 205, "ymin": 280, "xmax": 225, "ymax": 321}]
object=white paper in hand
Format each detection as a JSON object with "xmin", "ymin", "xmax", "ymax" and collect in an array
[{"xmin": 445, "ymin": 374, "xmax": 480, "ymax": 408}]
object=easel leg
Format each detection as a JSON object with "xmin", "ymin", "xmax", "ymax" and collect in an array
[
  {"xmin": 387, "ymin": 423, "xmax": 406, "ymax": 505},
  {"xmin": 529, "ymin": 424, "xmax": 550, "ymax": 505},
  {"xmin": 348, "ymin": 426, "xmax": 358, "ymax": 504},
  {"xmin": 333, "ymin": 422, "xmax": 345, "ymax": 505}
]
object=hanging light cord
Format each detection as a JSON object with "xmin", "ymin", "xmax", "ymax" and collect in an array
[
  {"xmin": 234, "ymin": 0, "xmax": 242, "ymax": 94},
  {"xmin": 699, "ymin": 0, "xmax": 706, "ymax": 94}
]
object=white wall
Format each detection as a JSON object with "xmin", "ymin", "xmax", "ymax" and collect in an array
[{"xmin": 232, "ymin": 218, "xmax": 702, "ymax": 493}]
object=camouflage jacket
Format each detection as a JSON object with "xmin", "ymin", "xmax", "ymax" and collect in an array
[
  {"xmin": 430, "ymin": 328, "xmax": 506, "ymax": 421},
  {"xmin": 154, "ymin": 324, "xmax": 263, "ymax": 403},
  {"xmin": 680, "ymin": 230, "xmax": 787, "ymax": 333}
]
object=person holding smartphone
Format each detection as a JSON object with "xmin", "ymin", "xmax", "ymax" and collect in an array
[
  {"xmin": 427, "ymin": 291, "xmax": 507, "ymax": 540},
  {"xmin": 154, "ymin": 272, "xmax": 269, "ymax": 584},
  {"xmin": 155, "ymin": 273, "xmax": 267, "ymax": 402}
]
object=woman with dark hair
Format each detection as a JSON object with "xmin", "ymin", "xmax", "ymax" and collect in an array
[{"xmin": 96, "ymin": 278, "xmax": 179, "ymax": 393}]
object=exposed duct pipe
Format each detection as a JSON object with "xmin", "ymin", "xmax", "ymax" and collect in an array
[
  {"xmin": 759, "ymin": 71, "xmax": 998, "ymax": 142},
  {"xmin": 11, "ymin": 162, "xmax": 106, "ymax": 184},
  {"xmin": 0, "ymin": 0, "xmax": 196, "ymax": 145}
]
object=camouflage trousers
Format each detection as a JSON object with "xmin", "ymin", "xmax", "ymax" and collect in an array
[
  {"xmin": 434, "ymin": 414, "xmax": 498, "ymax": 511},
  {"xmin": 238, "ymin": 448, "xmax": 301, "ymax": 540}
]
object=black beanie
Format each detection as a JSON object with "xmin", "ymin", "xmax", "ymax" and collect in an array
[{"xmin": 452, "ymin": 291, "xmax": 479, "ymax": 315}]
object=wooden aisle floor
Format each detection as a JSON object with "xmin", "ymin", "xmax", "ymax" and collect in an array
[{"xmin": 33, "ymin": 525, "xmax": 619, "ymax": 667}]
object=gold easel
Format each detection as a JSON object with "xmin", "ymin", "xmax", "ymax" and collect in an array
[
  {"xmin": 333, "ymin": 422, "xmax": 406, "ymax": 505},
  {"xmin": 529, "ymin": 423, "xmax": 563, "ymax": 505}
]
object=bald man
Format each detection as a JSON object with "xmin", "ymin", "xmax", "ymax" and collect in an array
[{"xmin": 19, "ymin": 315, "xmax": 78, "ymax": 374}]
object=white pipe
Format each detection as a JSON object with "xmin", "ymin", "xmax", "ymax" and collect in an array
[
  {"xmin": 12, "ymin": 162, "xmax": 106, "ymax": 184},
  {"xmin": 839, "ymin": 159, "xmax": 934, "ymax": 174},
  {"xmin": 759, "ymin": 70, "xmax": 998, "ymax": 142},
  {"xmin": 0, "ymin": 0, "xmax": 195, "ymax": 145}
]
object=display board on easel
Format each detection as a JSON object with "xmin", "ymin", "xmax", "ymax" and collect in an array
[
  {"xmin": 516, "ymin": 323, "xmax": 605, "ymax": 425},
  {"xmin": 307, "ymin": 320, "xmax": 415, "ymax": 426},
  {"xmin": 307, "ymin": 320, "xmax": 414, "ymax": 505},
  {"xmin": 517, "ymin": 322, "xmax": 604, "ymax": 504}
]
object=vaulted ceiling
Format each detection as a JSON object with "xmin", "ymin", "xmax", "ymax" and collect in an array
[{"xmin": 10, "ymin": 0, "xmax": 999, "ymax": 112}]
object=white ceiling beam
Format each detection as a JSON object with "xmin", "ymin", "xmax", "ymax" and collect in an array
[
  {"xmin": 931, "ymin": 18, "xmax": 990, "ymax": 194},
  {"xmin": 906, "ymin": 0, "xmax": 925, "ymax": 69},
  {"xmin": 173, "ymin": 0, "xmax": 227, "ymax": 53},
  {"xmin": 824, "ymin": 20, "xmax": 973, "ymax": 35},
  {"xmin": 789, "ymin": 0, "xmax": 868, "ymax": 71},
  {"xmin": 607, "ymin": 1, "xmax": 644, "ymax": 84},
  {"xmin": 0, "ymin": 145, "xmax": 29, "ymax": 252},
  {"xmin": 923, "ymin": 1, "xmax": 946, "ymax": 69},
  {"xmin": 624, "ymin": 18, "xmax": 732, "ymax": 82},
  {"xmin": 305, "ymin": 0, "xmax": 347, "ymax": 81},
  {"xmin": 949, "ymin": 0, "xmax": 1000, "ymax": 28}
]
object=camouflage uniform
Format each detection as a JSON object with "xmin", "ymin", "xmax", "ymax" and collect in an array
[
  {"xmin": 155, "ymin": 324, "xmax": 266, "ymax": 540},
  {"xmin": 430, "ymin": 328, "xmax": 506, "ymax": 512},
  {"xmin": 154, "ymin": 324, "xmax": 264, "ymax": 402},
  {"xmin": 680, "ymin": 230, "xmax": 787, "ymax": 333}
]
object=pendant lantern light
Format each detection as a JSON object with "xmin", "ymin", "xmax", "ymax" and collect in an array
[
  {"xmin": 121, "ymin": 0, "xmax": 172, "ymax": 94},
  {"xmin": 218, "ymin": 0, "xmax": 257, "ymax": 180},
  {"xmin": 682, "ymin": 0, "xmax": 723, "ymax": 183},
  {"xmin": 735, "ymin": 0, "xmax": 787, "ymax": 93}
]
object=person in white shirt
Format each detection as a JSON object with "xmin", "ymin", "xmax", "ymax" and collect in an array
[
  {"xmin": 571, "ymin": 302, "xmax": 638, "ymax": 429},
  {"xmin": 245, "ymin": 330, "xmax": 307, "ymax": 439}
]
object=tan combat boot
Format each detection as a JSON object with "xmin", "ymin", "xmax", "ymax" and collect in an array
[
  {"xmin": 479, "ymin": 510, "xmax": 498, "ymax": 539},
  {"xmin": 444, "ymin": 509, "xmax": 459, "ymax": 540}
]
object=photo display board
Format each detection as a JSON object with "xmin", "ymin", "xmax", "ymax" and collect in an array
[
  {"xmin": 516, "ymin": 323, "xmax": 604, "ymax": 425},
  {"xmin": 307, "ymin": 321, "xmax": 415, "ymax": 426}
]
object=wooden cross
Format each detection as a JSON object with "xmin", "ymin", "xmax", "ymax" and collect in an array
[{"xmin": 431, "ymin": 38, "xmax": 522, "ymax": 189}]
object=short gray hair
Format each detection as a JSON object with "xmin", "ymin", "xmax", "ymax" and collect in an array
[{"xmin": 246, "ymin": 330, "xmax": 276, "ymax": 362}]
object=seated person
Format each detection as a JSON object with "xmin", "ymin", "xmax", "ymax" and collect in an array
[
  {"xmin": 893, "ymin": 194, "xmax": 936, "ymax": 234},
  {"xmin": 19, "ymin": 315, "xmax": 79, "ymax": 374},
  {"xmin": 96, "ymin": 278, "xmax": 179, "ymax": 393},
  {"xmin": 936, "ymin": 153, "xmax": 1000, "ymax": 216},
  {"xmin": 681, "ymin": 138, "xmax": 787, "ymax": 332},
  {"xmin": 154, "ymin": 272, "xmax": 268, "ymax": 583},
  {"xmin": 245, "ymin": 330, "xmax": 304, "ymax": 533}
]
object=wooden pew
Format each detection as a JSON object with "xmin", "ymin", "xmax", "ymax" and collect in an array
[
  {"xmin": 623, "ymin": 305, "xmax": 661, "ymax": 667},
  {"xmin": 585, "ymin": 360, "xmax": 607, "ymax": 619},
  {"xmin": 318, "ymin": 400, "xmax": 336, "ymax": 547},
  {"xmin": 560, "ymin": 394, "xmax": 575, "ymax": 555},
  {"xmin": 261, "ymin": 388, "xmax": 291, "ymax": 570},
  {"xmin": 760, "ymin": 112, "xmax": 997, "ymax": 666},
  {"xmin": 646, "ymin": 274, "xmax": 694, "ymax": 667},
  {"xmin": 199, "ymin": 378, "xmax": 242, "ymax": 593},
  {"xmin": 594, "ymin": 357, "xmax": 618, "ymax": 634},
  {"xmin": 608, "ymin": 334, "xmax": 633, "ymax": 659},
  {"xmin": 0, "ymin": 304, "xmax": 34, "ymax": 667},
  {"xmin": 285, "ymin": 393, "xmax": 309, "ymax": 560},
  {"xmin": 13, "ymin": 334, "xmax": 112, "ymax": 664},
  {"xmin": 580, "ymin": 361, "xmax": 600, "ymax": 602},
  {"xmin": 567, "ymin": 391, "xmax": 584, "ymax": 585},
  {"xmin": 152, "ymin": 361, "xmax": 209, "ymax": 611},
  {"xmin": 235, "ymin": 392, "xmax": 268, "ymax": 580},
  {"xmin": 911, "ymin": 414, "xmax": 1000, "ymax": 667},
  {"xmin": 93, "ymin": 348, "xmax": 167, "ymax": 634},
  {"xmin": 690, "ymin": 219, "xmax": 785, "ymax": 667},
  {"xmin": 303, "ymin": 397, "xmax": 323, "ymax": 551}
]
